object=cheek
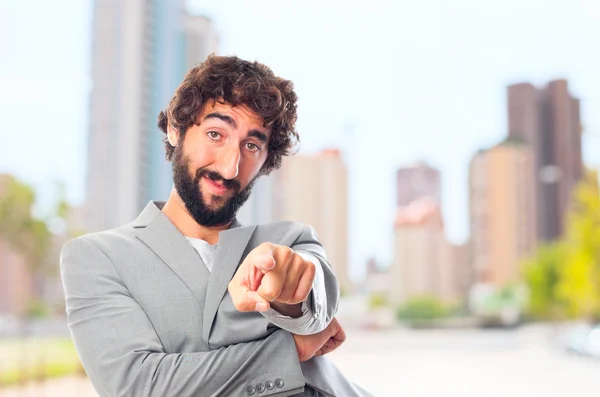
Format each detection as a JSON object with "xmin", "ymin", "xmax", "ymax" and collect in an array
[
  {"xmin": 239, "ymin": 158, "xmax": 264, "ymax": 185},
  {"xmin": 183, "ymin": 142, "xmax": 213, "ymax": 171}
]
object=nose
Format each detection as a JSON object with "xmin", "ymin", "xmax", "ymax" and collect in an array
[{"xmin": 216, "ymin": 144, "xmax": 241, "ymax": 180}]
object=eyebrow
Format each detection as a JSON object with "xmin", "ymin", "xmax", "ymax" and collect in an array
[{"xmin": 203, "ymin": 112, "xmax": 269, "ymax": 144}]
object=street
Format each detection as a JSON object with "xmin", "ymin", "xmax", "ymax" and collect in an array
[
  {"xmin": 328, "ymin": 325, "xmax": 600, "ymax": 397},
  {"xmin": 2, "ymin": 324, "xmax": 599, "ymax": 397}
]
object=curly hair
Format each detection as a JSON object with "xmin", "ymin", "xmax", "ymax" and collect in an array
[{"xmin": 158, "ymin": 54, "xmax": 299, "ymax": 176}]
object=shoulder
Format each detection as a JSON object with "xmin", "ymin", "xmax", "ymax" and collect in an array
[
  {"xmin": 256, "ymin": 220, "xmax": 307, "ymax": 234},
  {"xmin": 250, "ymin": 221, "xmax": 319, "ymax": 247},
  {"xmin": 61, "ymin": 222, "xmax": 138, "ymax": 260}
]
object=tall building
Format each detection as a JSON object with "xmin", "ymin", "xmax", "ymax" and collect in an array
[
  {"xmin": 271, "ymin": 149, "xmax": 352, "ymax": 293},
  {"xmin": 183, "ymin": 15, "xmax": 220, "ymax": 70},
  {"xmin": 507, "ymin": 79, "xmax": 582, "ymax": 241},
  {"xmin": 396, "ymin": 161, "xmax": 441, "ymax": 206},
  {"xmin": 389, "ymin": 198, "xmax": 466, "ymax": 304},
  {"xmin": 85, "ymin": 1, "xmax": 218, "ymax": 231},
  {"xmin": 390, "ymin": 198, "xmax": 444, "ymax": 303},
  {"xmin": 364, "ymin": 257, "xmax": 389, "ymax": 296},
  {"xmin": 469, "ymin": 141, "xmax": 536, "ymax": 286}
]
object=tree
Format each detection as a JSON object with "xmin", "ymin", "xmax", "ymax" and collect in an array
[
  {"xmin": 396, "ymin": 295, "xmax": 449, "ymax": 322},
  {"xmin": 0, "ymin": 176, "xmax": 51, "ymax": 272},
  {"xmin": 557, "ymin": 169, "xmax": 600, "ymax": 320},
  {"xmin": 0, "ymin": 176, "xmax": 52, "ymax": 316},
  {"xmin": 523, "ymin": 169, "xmax": 600, "ymax": 321},
  {"xmin": 522, "ymin": 242, "xmax": 566, "ymax": 319}
]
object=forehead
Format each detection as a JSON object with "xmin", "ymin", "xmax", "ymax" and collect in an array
[{"xmin": 199, "ymin": 100, "xmax": 266, "ymax": 129}]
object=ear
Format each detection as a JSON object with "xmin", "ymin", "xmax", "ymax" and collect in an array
[{"xmin": 167, "ymin": 125, "xmax": 179, "ymax": 147}]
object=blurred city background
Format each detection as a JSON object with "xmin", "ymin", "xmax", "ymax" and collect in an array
[{"xmin": 1, "ymin": 0, "xmax": 600, "ymax": 396}]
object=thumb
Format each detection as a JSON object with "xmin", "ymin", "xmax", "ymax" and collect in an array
[
  {"xmin": 244, "ymin": 290, "xmax": 271, "ymax": 312},
  {"xmin": 230, "ymin": 278, "xmax": 271, "ymax": 312}
]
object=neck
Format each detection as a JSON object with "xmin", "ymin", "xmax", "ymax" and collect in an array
[{"xmin": 161, "ymin": 187, "xmax": 232, "ymax": 244}]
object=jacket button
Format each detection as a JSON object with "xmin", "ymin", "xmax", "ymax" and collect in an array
[
  {"xmin": 246, "ymin": 385, "xmax": 256, "ymax": 395},
  {"xmin": 265, "ymin": 380, "xmax": 274, "ymax": 390},
  {"xmin": 256, "ymin": 383, "xmax": 265, "ymax": 393},
  {"xmin": 274, "ymin": 378, "xmax": 285, "ymax": 388}
]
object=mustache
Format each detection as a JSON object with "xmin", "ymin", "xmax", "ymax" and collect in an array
[{"xmin": 196, "ymin": 169, "xmax": 240, "ymax": 191}]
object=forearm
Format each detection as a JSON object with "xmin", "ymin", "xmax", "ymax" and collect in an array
[
  {"xmin": 262, "ymin": 248, "xmax": 338, "ymax": 335},
  {"xmin": 77, "ymin": 329, "xmax": 303, "ymax": 397},
  {"xmin": 61, "ymin": 237, "xmax": 305, "ymax": 397}
]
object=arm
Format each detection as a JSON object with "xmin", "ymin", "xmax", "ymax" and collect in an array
[
  {"xmin": 60, "ymin": 237, "xmax": 305, "ymax": 397},
  {"xmin": 261, "ymin": 225, "xmax": 340, "ymax": 335},
  {"xmin": 262, "ymin": 251, "xmax": 328, "ymax": 335}
]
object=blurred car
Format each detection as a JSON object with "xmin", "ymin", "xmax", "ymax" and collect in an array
[{"xmin": 561, "ymin": 323, "xmax": 600, "ymax": 358}]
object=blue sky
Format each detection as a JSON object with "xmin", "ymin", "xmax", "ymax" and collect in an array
[{"xmin": 0, "ymin": 0, "xmax": 599, "ymax": 279}]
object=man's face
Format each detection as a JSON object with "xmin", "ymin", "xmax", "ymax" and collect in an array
[{"xmin": 170, "ymin": 101, "xmax": 270, "ymax": 227}]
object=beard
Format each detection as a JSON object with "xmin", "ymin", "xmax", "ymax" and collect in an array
[{"xmin": 172, "ymin": 145, "xmax": 257, "ymax": 227}]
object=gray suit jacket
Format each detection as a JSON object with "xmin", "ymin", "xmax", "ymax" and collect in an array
[{"xmin": 60, "ymin": 201, "xmax": 372, "ymax": 397}]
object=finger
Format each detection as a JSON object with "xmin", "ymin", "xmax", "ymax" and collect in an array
[
  {"xmin": 248, "ymin": 263, "xmax": 264, "ymax": 291},
  {"xmin": 257, "ymin": 270, "xmax": 285, "ymax": 302},
  {"xmin": 288, "ymin": 261, "xmax": 316, "ymax": 304},
  {"xmin": 332, "ymin": 324, "xmax": 347, "ymax": 343},
  {"xmin": 317, "ymin": 338, "xmax": 342, "ymax": 355},
  {"xmin": 317, "ymin": 340, "xmax": 334, "ymax": 355},
  {"xmin": 276, "ymin": 259, "xmax": 303, "ymax": 303},
  {"xmin": 229, "ymin": 281, "xmax": 270, "ymax": 312}
]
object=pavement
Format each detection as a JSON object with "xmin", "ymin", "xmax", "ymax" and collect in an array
[{"xmin": 2, "ymin": 324, "xmax": 600, "ymax": 397}]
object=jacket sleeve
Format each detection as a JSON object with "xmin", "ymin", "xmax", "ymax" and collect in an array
[
  {"xmin": 288, "ymin": 225, "xmax": 340, "ymax": 331},
  {"xmin": 60, "ymin": 236, "xmax": 305, "ymax": 397}
]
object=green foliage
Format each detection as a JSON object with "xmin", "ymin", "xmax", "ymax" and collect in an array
[
  {"xmin": 0, "ymin": 176, "xmax": 51, "ymax": 272},
  {"xmin": 26, "ymin": 299, "xmax": 51, "ymax": 319},
  {"xmin": 523, "ymin": 169, "xmax": 600, "ymax": 321},
  {"xmin": 396, "ymin": 295, "xmax": 450, "ymax": 321},
  {"xmin": 368, "ymin": 292, "xmax": 388, "ymax": 309},
  {"xmin": 523, "ymin": 243, "xmax": 566, "ymax": 319},
  {"xmin": 480, "ymin": 284, "xmax": 527, "ymax": 313},
  {"xmin": 557, "ymin": 169, "xmax": 600, "ymax": 319},
  {"xmin": 0, "ymin": 337, "xmax": 82, "ymax": 386}
]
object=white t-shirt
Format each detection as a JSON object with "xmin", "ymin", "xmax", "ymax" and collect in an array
[
  {"xmin": 185, "ymin": 236, "xmax": 218, "ymax": 272},
  {"xmin": 183, "ymin": 235, "xmax": 328, "ymax": 335}
]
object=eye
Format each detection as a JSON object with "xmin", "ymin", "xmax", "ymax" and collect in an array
[
  {"xmin": 245, "ymin": 143, "xmax": 260, "ymax": 152},
  {"xmin": 207, "ymin": 131, "xmax": 221, "ymax": 140}
]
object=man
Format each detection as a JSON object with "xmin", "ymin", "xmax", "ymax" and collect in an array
[{"xmin": 60, "ymin": 55, "xmax": 372, "ymax": 397}]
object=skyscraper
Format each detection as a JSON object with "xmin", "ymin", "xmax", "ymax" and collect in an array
[
  {"xmin": 270, "ymin": 149, "xmax": 352, "ymax": 294},
  {"xmin": 469, "ymin": 141, "xmax": 536, "ymax": 286},
  {"xmin": 507, "ymin": 79, "xmax": 582, "ymax": 241},
  {"xmin": 390, "ymin": 198, "xmax": 445, "ymax": 303},
  {"xmin": 396, "ymin": 161, "xmax": 441, "ymax": 207},
  {"xmin": 183, "ymin": 15, "xmax": 220, "ymax": 70},
  {"xmin": 389, "ymin": 197, "xmax": 468, "ymax": 304},
  {"xmin": 85, "ymin": 1, "xmax": 218, "ymax": 232}
]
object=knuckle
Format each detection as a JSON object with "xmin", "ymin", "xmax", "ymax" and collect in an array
[
  {"xmin": 290, "ymin": 290, "xmax": 307, "ymax": 304},
  {"xmin": 280, "ymin": 246, "xmax": 294, "ymax": 261},
  {"xmin": 261, "ymin": 287, "xmax": 279, "ymax": 301},
  {"xmin": 306, "ymin": 261, "xmax": 316, "ymax": 275},
  {"xmin": 278, "ymin": 291, "xmax": 293, "ymax": 303},
  {"xmin": 294, "ymin": 254, "xmax": 306, "ymax": 267}
]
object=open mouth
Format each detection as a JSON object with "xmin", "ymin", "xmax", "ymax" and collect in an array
[{"xmin": 203, "ymin": 176, "xmax": 231, "ymax": 194}]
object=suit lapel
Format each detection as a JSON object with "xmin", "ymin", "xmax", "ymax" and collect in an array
[
  {"xmin": 202, "ymin": 224, "xmax": 256, "ymax": 344},
  {"xmin": 132, "ymin": 201, "xmax": 257, "ymax": 346},
  {"xmin": 135, "ymin": 210, "xmax": 212, "ymax": 310}
]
